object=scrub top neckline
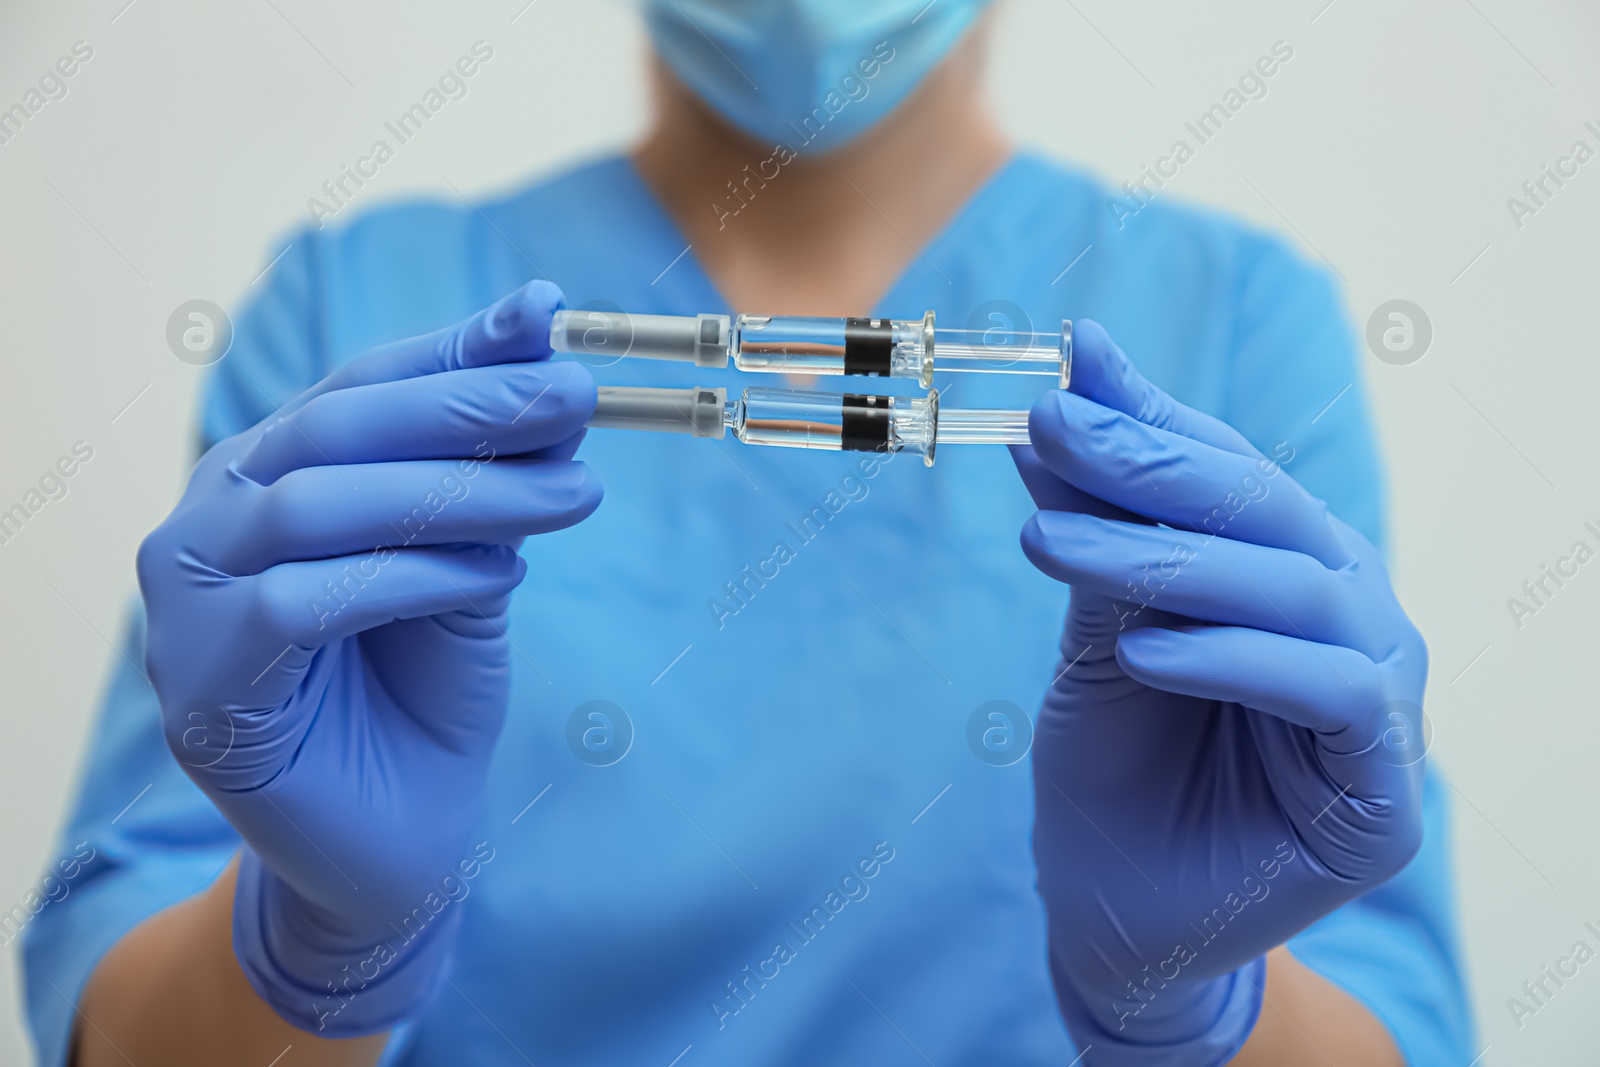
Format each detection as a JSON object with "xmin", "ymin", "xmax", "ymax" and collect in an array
[{"xmin": 616, "ymin": 149, "xmax": 1038, "ymax": 318}]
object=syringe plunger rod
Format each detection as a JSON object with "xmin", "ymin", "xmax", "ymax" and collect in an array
[
  {"xmin": 549, "ymin": 312, "xmax": 732, "ymax": 368},
  {"xmin": 586, "ymin": 385, "xmax": 727, "ymax": 438},
  {"xmin": 552, "ymin": 310, "xmax": 1071, "ymax": 388}
]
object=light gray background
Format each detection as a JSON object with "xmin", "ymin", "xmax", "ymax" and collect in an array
[{"xmin": 1, "ymin": 1, "xmax": 1594, "ymax": 1062}]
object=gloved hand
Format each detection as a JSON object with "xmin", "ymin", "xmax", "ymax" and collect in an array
[
  {"xmin": 137, "ymin": 281, "xmax": 600, "ymax": 1035},
  {"xmin": 1012, "ymin": 321, "xmax": 1426, "ymax": 1064}
]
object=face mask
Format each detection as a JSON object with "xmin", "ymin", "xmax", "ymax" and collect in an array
[{"xmin": 643, "ymin": 0, "xmax": 992, "ymax": 152}]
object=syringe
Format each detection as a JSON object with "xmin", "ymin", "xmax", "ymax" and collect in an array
[
  {"xmin": 587, "ymin": 385, "xmax": 1030, "ymax": 467},
  {"xmin": 550, "ymin": 310, "xmax": 1071, "ymax": 389}
]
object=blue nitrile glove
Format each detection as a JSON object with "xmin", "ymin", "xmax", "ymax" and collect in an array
[
  {"xmin": 1012, "ymin": 321, "xmax": 1426, "ymax": 1064},
  {"xmin": 137, "ymin": 281, "xmax": 600, "ymax": 1035}
]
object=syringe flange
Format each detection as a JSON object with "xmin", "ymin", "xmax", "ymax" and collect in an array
[{"xmin": 1059, "ymin": 319, "xmax": 1073, "ymax": 390}]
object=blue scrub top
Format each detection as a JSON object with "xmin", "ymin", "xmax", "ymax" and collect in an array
[{"xmin": 25, "ymin": 152, "xmax": 1475, "ymax": 1065}]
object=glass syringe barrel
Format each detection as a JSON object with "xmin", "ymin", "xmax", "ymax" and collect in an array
[
  {"xmin": 590, "ymin": 385, "xmax": 1030, "ymax": 467},
  {"xmin": 552, "ymin": 310, "xmax": 1071, "ymax": 388},
  {"xmin": 732, "ymin": 315, "xmax": 930, "ymax": 379},
  {"xmin": 736, "ymin": 388, "xmax": 910, "ymax": 453}
]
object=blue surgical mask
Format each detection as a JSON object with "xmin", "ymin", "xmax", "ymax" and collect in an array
[{"xmin": 643, "ymin": 0, "xmax": 992, "ymax": 152}]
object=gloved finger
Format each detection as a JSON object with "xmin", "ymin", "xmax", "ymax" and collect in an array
[
  {"xmin": 1114, "ymin": 624, "xmax": 1384, "ymax": 734},
  {"xmin": 1008, "ymin": 444, "xmax": 1145, "ymax": 524},
  {"xmin": 253, "ymin": 542, "xmax": 529, "ymax": 648},
  {"xmin": 525, "ymin": 427, "xmax": 588, "ymax": 464},
  {"xmin": 237, "ymin": 361, "xmax": 596, "ymax": 485},
  {"xmin": 220, "ymin": 458, "xmax": 601, "ymax": 575},
  {"xmin": 1066, "ymin": 319, "xmax": 1262, "ymax": 458},
  {"xmin": 280, "ymin": 281, "xmax": 564, "ymax": 417},
  {"xmin": 1116, "ymin": 624, "xmax": 1422, "ymax": 840},
  {"xmin": 1029, "ymin": 389, "xmax": 1352, "ymax": 569},
  {"xmin": 1021, "ymin": 510, "xmax": 1362, "ymax": 649}
]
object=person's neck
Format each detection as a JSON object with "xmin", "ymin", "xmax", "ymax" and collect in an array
[{"xmin": 632, "ymin": 30, "xmax": 1010, "ymax": 317}]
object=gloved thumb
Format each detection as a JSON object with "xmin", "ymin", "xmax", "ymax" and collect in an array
[
  {"xmin": 290, "ymin": 281, "xmax": 567, "ymax": 413},
  {"xmin": 1067, "ymin": 319, "xmax": 1261, "ymax": 459},
  {"xmin": 1009, "ymin": 442, "xmax": 1144, "ymax": 524}
]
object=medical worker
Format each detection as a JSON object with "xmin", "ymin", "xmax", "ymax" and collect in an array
[{"xmin": 28, "ymin": 2, "xmax": 1474, "ymax": 1064}]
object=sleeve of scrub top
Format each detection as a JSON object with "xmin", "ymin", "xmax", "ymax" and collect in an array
[
  {"xmin": 1222, "ymin": 235, "xmax": 1478, "ymax": 1064},
  {"xmin": 20, "ymin": 230, "xmax": 330, "ymax": 1067}
]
